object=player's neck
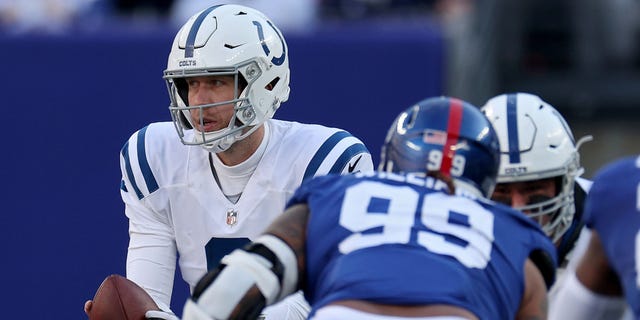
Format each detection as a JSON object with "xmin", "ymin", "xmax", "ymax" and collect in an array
[
  {"xmin": 217, "ymin": 124, "xmax": 266, "ymax": 166},
  {"xmin": 209, "ymin": 123, "xmax": 270, "ymax": 203}
]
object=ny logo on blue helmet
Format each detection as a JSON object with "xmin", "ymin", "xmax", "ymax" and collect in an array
[{"xmin": 380, "ymin": 96, "xmax": 501, "ymax": 197}]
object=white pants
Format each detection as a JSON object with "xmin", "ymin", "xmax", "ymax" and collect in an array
[{"xmin": 309, "ymin": 305, "xmax": 470, "ymax": 320}]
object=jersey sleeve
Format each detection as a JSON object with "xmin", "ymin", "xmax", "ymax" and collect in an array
[
  {"xmin": 496, "ymin": 203, "xmax": 559, "ymax": 288},
  {"xmin": 119, "ymin": 125, "xmax": 177, "ymax": 312},
  {"xmin": 120, "ymin": 125, "xmax": 160, "ymax": 200},
  {"xmin": 300, "ymin": 130, "xmax": 373, "ymax": 183}
]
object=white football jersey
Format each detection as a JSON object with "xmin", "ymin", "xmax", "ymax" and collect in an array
[{"xmin": 119, "ymin": 119, "xmax": 373, "ymax": 312}]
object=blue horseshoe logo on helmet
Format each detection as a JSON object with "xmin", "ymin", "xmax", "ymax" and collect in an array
[{"xmin": 252, "ymin": 20, "xmax": 286, "ymax": 66}]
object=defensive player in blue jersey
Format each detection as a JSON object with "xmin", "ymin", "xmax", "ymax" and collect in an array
[
  {"xmin": 552, "ymin": 155, "xmax": 640, "ymax": 319},
  {"xmin": 84, "ymin": 4, "xmax": 373, "ymax": 320},
  {"xmin": 181, "ymin": 96, "xmax": 557, "ymax": 320}
]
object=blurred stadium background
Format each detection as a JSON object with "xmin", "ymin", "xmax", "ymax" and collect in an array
[{"xmin": 1, "ymin": 0, "xmax": 638, "ymax": 318}]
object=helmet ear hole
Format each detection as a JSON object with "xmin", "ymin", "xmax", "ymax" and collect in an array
[{"xmin": 266, "ymin": 77, "xmax": 280, "ymax": 91}]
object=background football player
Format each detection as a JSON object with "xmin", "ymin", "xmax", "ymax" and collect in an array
[{"xmin": 481, "ymin": 92, "xmax": 628, "ymax": 318}]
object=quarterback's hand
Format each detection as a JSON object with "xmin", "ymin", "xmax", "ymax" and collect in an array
[
  {"xmin": 84, "ymin": 300, "xmax": 93, "ymax": 316},
  {"xmin": 146, "ymin": 310, "xmax": 181, "ymax": 320}
]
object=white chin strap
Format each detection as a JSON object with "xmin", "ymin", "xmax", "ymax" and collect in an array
[
  {"xmin": 193, "ymin": 129, "xmax": 241, "ymax": 153},
  {"xmin": 197, "ymin": 123, "xmax": 264, "ymax": 154}
]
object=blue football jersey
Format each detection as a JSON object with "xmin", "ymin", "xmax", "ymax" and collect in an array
[
  {"xmin": 287, "ymin": 171, "xmax": 557, "ymax": 319},
  {"xmin": 583, "ymin": 155, "xmax": 640, "ymax": 317}
]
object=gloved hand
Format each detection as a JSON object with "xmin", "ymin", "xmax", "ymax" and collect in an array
[{"xmin": 146, "ymin": 310, "xmax": 181, "ymax": 320}]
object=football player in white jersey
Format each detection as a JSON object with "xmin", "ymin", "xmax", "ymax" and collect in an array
[
  {"xmin": 481, "ymin": 92, "xmax": 628, "ymax": 319},
  {"xmin": 84, "ymin": 4, "xmax": 373, "ymax": 320}
]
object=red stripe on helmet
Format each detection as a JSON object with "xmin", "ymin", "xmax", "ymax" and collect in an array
[{"xmin": 440, "ymin": 98, "xmax": 463, "ymax": 176}]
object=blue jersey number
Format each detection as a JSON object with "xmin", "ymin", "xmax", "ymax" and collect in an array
[
  {"xmin": 338, "ymin": 181, "xmax": 494, "ymax": 268},
  {"xmin": 205, "ymin": 237, "xmax": 250, "ymax": 271}
]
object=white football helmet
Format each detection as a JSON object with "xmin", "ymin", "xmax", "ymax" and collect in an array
[
  {"xmin": 163, "ymin": 4, "xmax": 290, "ymax": 152},
  {"xmin": 481, "ymin": 92, "xmax": 589, "ymax": 242}
]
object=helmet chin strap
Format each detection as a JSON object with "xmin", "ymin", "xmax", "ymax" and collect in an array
[
  {"xmin": 195, "ymin": 129, "xmax": 241, "ymax": 153},
  {"xmin": 195, "ymin": 121, "xmax": 262, "ymax": 154}
]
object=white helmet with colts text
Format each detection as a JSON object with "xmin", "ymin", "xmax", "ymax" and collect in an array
[
  {"xmin": 163, "ymin": 4, "xmax": 290, "ymax": 152},
  {"xmin": 480, "ymin": 92, "xmax": 588, "ymax": 242}
]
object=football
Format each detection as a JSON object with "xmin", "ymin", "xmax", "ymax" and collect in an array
[{"xmin": 88, "ymin": 274, "xmax": 160, "ymax": 320}]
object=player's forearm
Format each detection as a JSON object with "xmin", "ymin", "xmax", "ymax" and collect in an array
[{"xmin": 127, "ymin": 234, "xmax": 178, "ymax": 312}]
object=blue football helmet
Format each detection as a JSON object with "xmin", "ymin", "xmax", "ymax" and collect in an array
[{"xmin": 379, "ymin": 96, "xmax": 501, "ymax": 197}]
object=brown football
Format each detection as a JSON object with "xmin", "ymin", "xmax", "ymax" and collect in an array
[{"xmin": 88, "ymin": 274, "xmax": 160, "ymax": 320}]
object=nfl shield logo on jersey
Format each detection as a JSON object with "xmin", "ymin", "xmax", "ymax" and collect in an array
[{"xmin": 226, "ymin": 209, "xmax": 238, "ymax": 226}]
